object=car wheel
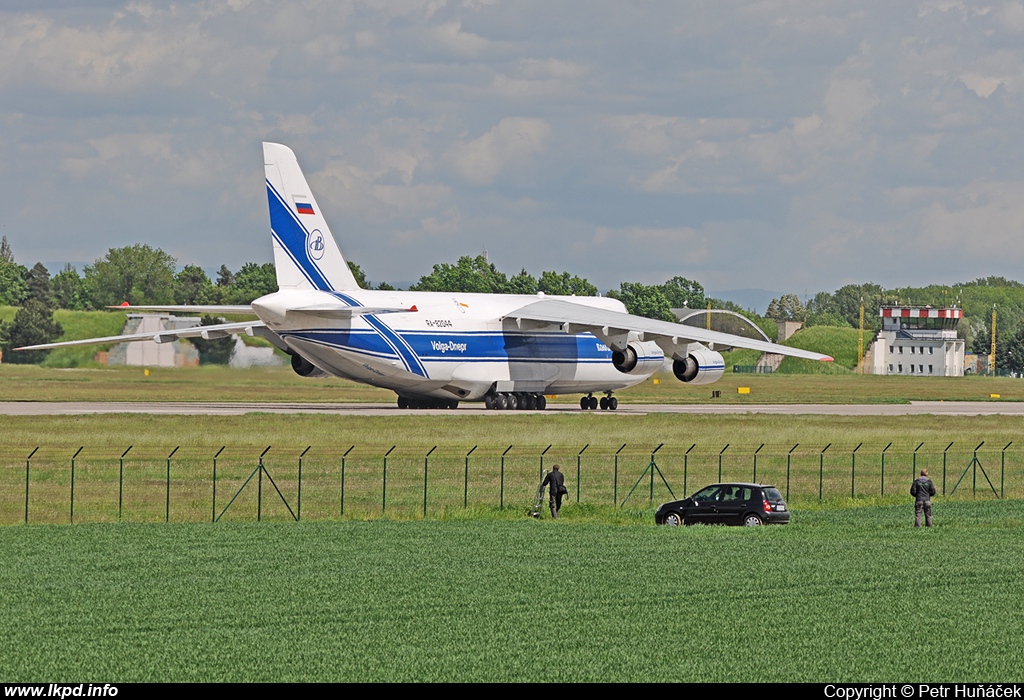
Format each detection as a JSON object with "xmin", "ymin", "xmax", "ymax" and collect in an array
[
  {"xmin": 663, "ymin": 511, "xmax": 682, "ymax": 526},
  {"xmin": 743, "ymin": 513, "xmax": 763, "ymax": 527}
]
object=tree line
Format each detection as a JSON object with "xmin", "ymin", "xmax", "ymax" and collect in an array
[{"xmin": 5, "ymin": 235, "xmax": 1024, "ymax": 371}]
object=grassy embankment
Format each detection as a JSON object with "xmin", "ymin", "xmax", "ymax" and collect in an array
[{"xmin": 1, "ymin": 502, "xmax": 1023, "ymax": 682}]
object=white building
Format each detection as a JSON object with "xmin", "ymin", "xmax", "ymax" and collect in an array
[{"xmin": 870, "ymin": 306, "xmax": 965, "ymax": 377}]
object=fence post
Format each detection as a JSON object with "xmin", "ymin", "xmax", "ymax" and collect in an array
[
  {"xmin": 881, "ymin": 442, "xmax": 892, "ymax": 496},
  {"xmin": 539, "ymin": 444, "xmax": 551, "ymax": 483},
  {"xmin": 1001, "ymin": 442, "xmax": 1011, "ymax": 499},
  {"xmin": 25, "ymin": 448, "xmax": 38, "ymax": 523},
  {"xmin": 650, "ymin": 443, "xmax": 664, "ymax": 503},
  {"xmin": 718, "ymin": 444, "xmax": 729, "ymax": 482},
  {"xmin": 851, "ymin": 443, "xmax": 862, "ymax": 499},
  {"xmin": 464, "ymin": 446, "xmax": 476, "ymax": 508},
  {"xmin": 119, "ymin": 446, "xmax": 133, "ymax": 521},
  {"xmin": 753, "ymin": 444, "xmax": 764, "ymax": 483},
  {"xmin": 614, "ymin": 444, "xmax": 626, "ymax": 505},
  {"xmin": 383, "ymin": 446, "xmax": 395, "ymax": 514},
  {"xmin": 685, "ymin": 444, "xmax": 695, "ymax": 497},
  {"xmin": 787, "ymin": 444, "xmax": 798, "ymax": 500},
  {"xmin": 71, "ymin": 446, "xmax": 83, "ymax": 524},
  {"xmin": 500, "ymin": 445, "xmax": 512, "ymax": 509},
  {"xmin": 166, "ymin": 446, "xmax": 179, "ymax": 523},
  {"xmin": 298, "ymin": 446, "xmax": 311, "ymax": 521},
  {"xmin": 942, "ymin": 442, "xmax": 953, "ymax": 496},
  {"xmin": 257, "ymin": 446, "xmax": 271, "ymax": 521},
  {"xmin": 912, "ymin": 442, "xmax": 924, "ymax": 483},
  {"xmin": 577, "ymin": 444, "xmax": 588, "ymax": 503},
  {"xmin": 341, "ymin": 446, "xmax": 354, "ymax": 517},
  {"xmin": 423, "ymin": 446, "xmax": 436, "ymax": 517},
  {"xmin": 819, "ymin": 444, "xmax": 831, "ymax": 500},
  {"xmin": 973, "ymin": 441, "xmax": 984, "ymax": 495},
  {"xmin": 212, "ymin": 446, "xmax": 225, "ymax": 523}
]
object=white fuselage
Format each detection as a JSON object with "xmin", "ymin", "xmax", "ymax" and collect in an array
[{"xmin": 251, "ymin": 289, "xmax": 662, "ymax": 401}]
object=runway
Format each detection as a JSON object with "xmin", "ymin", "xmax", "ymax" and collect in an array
[{"xmin": 2, "ymin": 401, "xmax": 1024, "ymax": 416}]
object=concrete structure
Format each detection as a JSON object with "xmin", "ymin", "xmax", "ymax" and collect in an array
[
  {"xmin": 106, "ymin": 314, "xmax": 201, "ymax": 367},
  {"xmin": 776, "ymin": 320, "xmax": 803, "ymax": 342},
  {"xmin": 869, "ymin": 306, "xmax": 965, "ymax": 377}
]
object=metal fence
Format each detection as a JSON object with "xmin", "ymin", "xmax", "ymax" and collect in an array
[{"xmin": 1, "ymin": 441, "xmax": 1018, "ymax": 525}]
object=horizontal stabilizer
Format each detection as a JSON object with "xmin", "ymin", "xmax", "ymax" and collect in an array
[
  {"xmin": 16, "ymin": 321, "xmax": 267, "ymax": 352},
  {"xmin": 289, "ymin": 304, "xmax": 418, "ymax": 319},
  {"xmin": 107, "ymin": 305, "xmax": 257, "ymax": 315}
]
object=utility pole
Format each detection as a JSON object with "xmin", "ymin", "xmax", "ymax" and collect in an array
[
  {"xmin": 858, "ymin": 298, "xmax": 865, "ymax": 375},
  {"xmin": 991, "ymin": 305, "xmax": 997, "ymax": 375}
]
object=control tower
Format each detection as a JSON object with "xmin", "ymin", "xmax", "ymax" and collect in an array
[{"xmin": 870, "ymin": 306, "xmax": 965, "ymax": 376}]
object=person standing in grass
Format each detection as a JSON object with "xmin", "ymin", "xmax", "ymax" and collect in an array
[
  {"xmin": 541, "ymin": 464, "xmax": 567, "ymax": 519},
  {"xmin": 911, "ymin": 469, "xmax": 936, "ymax": 528}
]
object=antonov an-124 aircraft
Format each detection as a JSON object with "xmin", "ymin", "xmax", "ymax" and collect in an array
[{"xmin": 19, "ymin": 142, "xmax": 832, "ymax": 410}]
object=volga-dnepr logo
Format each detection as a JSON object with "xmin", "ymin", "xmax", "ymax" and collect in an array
[{"xmin": 307, "ymin": 229, "xmax": 325, "ymax": 261}]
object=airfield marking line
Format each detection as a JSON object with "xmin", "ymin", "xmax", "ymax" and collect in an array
[{"xmin": 2, "ymin": 401, "xmax": 1024, "ymax": 416}]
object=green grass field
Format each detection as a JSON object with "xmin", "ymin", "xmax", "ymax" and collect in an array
[{"xmin": 1, "ymin": 502, "xmax": 1022, "ymax": 682}]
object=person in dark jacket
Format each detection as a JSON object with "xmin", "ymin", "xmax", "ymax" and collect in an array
[
  {"xmin": 540, "ymin": 464, "xmax": 566, "ymax": 519},
  {"xmin": 911, "ymin": 469, "xmax": 937, "ymax": 527}
]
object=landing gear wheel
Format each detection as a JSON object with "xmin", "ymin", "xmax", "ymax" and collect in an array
[
  {"xmin": 484, "ymin": 395, "xmax": 495, "ymax": 410},
  {"xmin": 599, "ymin": 396, "xmax": 609, "ymax": 410},
  {"xmin": 495, "ymin": 393, "xmax": 508, "ymax": 410},
  {"xmin": 506, "ymin": 393, "xmax": 519, "ymax": 410},
  {"xmin": 609, "ymin": 397, "xmax": 618, "ymax": 410},
  {"xmin": 588, "ymin": 396, "xmax": 598, "ymax": 410},
  {"xmin": 580, "ymin": 396, "xmax": 589, "ymax": 410},
  {"xmin": 537, "ymin": 395, "xmax": 547, "ymax": 410},
  {"xmin": 743, "ymin": 514, "xmax": 763, "ymax": 527},
  {"xmin": 397, "ymin": 396, "xmax": 409, "ymax": 409},
  {"xmin": 663, "ymin": 512, "xmax": 682, "ymax": 526}
]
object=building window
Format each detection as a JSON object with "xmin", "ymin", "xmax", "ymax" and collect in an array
[
  {"xmin": 911, "ymin": 346, "xmax": 915, "ymax": 354},
  {"xmin": 929, "ymin": 365, "xmax": 933, "ymax": 374},
  {"xmin": 910, "ymin": 365, "xmax": 914, "ymax": 373},
  {"xmin": 889, "ymin": 346, "xmax": 893, "ymax": 354},
  {"xmin": 898, "ymin": 364, "xmax": 903, "ymax": 372},
  {"xmin": 929, "ymin": 347, "xmax": 934, "ymax": 354},
  {"xmin": 889, "ymin": 364, "xmax": 894, "ymax": 373},
  {"xmin": 899, "ymin": 346, "xmax": 903, "ymax": 354},
  {"xmin": 919, "ymin": 365, "xmax": 924, "ymax": 373}
]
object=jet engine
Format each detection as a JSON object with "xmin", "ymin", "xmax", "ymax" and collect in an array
[
  {"xmin": 672, "ymin": 346, "xmax": 725, "ymax": 385},
  {"xmin": 290, "ymin": 351, "xmax": 328, "ymax": 378},
  {"xmin": 612, "ymin": 341, "xmax": 665, "ymax": 375}
]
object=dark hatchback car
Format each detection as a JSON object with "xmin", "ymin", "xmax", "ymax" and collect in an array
[{"xmin": 655, "ymin": 483, "xmax": 790, "ymax": 526}]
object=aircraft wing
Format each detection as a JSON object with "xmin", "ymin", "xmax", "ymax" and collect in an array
[
  {"xmin": 15, "ymin": 321, "xmax": 267, "ymax": 351},
  {"xmin": 503, "ymin": 299, "xmax": 833, "ymax": 362}
]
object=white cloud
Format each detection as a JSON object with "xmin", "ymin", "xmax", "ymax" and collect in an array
[{"xmin": 449, "ymin": 117, "xmax": 551, "ymax": 185}]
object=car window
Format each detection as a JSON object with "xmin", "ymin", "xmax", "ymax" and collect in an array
[
  {"xmin": 764, "ymin": 487, "xmax": 784, "ymax": 502},
  {"xmin": 692, "ymin": 486, "xmax": 722, "ymax": 502},
  {"xmin": 738, "ymin": 487, "xmax": 752, "ymax": 501},
  {"xmin": 721, "ymin": 486, "xmax": 741, "ymax": 501}
]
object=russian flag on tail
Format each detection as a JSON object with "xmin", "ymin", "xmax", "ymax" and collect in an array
[{"xmin": 296, "ymin": 202, "xmax": 315, "ymax": 215}]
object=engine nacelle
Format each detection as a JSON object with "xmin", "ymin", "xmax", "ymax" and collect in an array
[
  {"xmin": 612, "ymin": 341, "xmax": 665, "ymax": 375},
  {"xmin": 290, "ymin": 352, "xmax": 328, "ymax": 378},
  {"xmin": 672, "ymin": 347, "xmax": 725, "ymax": 385}
]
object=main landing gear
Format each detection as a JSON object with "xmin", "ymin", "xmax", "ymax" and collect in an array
[
  {"xmin": 580, "ymin": 392, "xmax": 617, "ymax": 411},
  {"xmin": 484, "ymin": 392, "xmax": 547, "ymax": 411},
  {"xmin": 396, "ymin": 396, "xmax": 459, "ymax": 410}
]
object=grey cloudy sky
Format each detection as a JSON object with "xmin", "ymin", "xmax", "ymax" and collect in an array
[{"xmin": 2, "ymin": 0, "xmax": 1023, "ymax": 298}]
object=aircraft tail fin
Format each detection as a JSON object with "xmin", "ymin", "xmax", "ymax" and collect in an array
[{"xmin": 263, "ymin": 142, "xmax": 361, "ymax": 292}]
